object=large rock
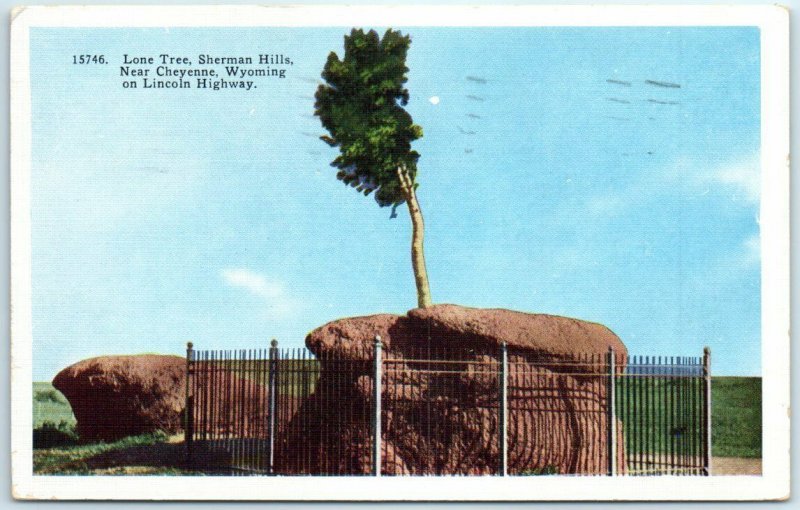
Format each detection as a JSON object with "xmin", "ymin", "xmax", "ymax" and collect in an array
[
  {"xmin": 53, "ymin": 355, "xmax": 186, "ymax": 442},
  {"xmin": 408, "ymin": 304, "xmax": 625, "ymax": 364},
  {"xmin": 279, "ymin": 304, "xmax": 627, "ymax": 475}
]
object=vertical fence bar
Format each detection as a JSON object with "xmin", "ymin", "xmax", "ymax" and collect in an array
[
  {"xmin": 636, "ymin": 356, "xmax": 642, "ymax": 473},
  {"xmin": 607, "ymin": 348, "xmax": 617, "ymax": 476},
  {"xmin": 644, "ymin": 356, "xmax": 648, "ymax": 475},
  {"xmin": 643, "ymin": 355, "xmax": 647, "ymax": 475},
  {"xmin": 650, "ymin": 356, "xmax": 656, "ymax": 475},
  {"xmin": 243, "ymin": 349, "xmax": 250, "ymax": 472},
  {"xmin": 372, "ymin": 335, "xmax": 382, "ymax": 476},
  {"xmin": 289, "ymin": 348, "xmax": 296, "ymax": 471},
  {"xmin": 214, "ymin": 350, "xmax": 220, "ymax": 444},
  {"xmin": 204, "ymin": 350, "xmax": 211, "ymax": 442},
  {"xmin": 669, "ymin": 356, "xmax": 675, "ymax": 474},
  {"xmin": 499, "ymin": 342, "xmax": 508, "ymax": 476},
  {"xmin": 673, "ymin": 356, "xmax": 683, "ymax": 475},
  {"xmin": 238, "ymin": 349, "xmax": 245, "ymax": 471},
  {"xmin": 682, "ymin": 357, "xmax": 689, "ymax": 474},
  {"xmin": 185, "ymin": 342, "xmax": 194, "ymax": 466},
  {"xmin": 267, "ymin": 339, "xmax": 279, "ymax": 474},
  {"xmin": 692, "ymin": 357, "xmax": 697, "ymax": 474},
  {"xmin": 624, "ymin": 355, "xmax": 630, "ymax": 474},
  {"xmin": 703, "ymin": 347, "xmax": 712, "ymax": 476},
  {"xmin": 659, "ymin": 356, "xmax": 664, "ymax": 474},
  {"xmin": 695, "ymin": 357, "xmax": 701, "ymax": 474},
  {"xmin": 255, "ymin": 348, "xmax": 263, "ymax": 472}
]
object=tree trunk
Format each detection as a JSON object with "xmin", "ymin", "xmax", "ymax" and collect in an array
[{"xmin": 398, "ymin": 167, "xmax": 432, "ymax": 308}]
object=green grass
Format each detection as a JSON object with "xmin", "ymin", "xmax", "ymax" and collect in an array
[
  {"xmin": 33, "ymin": 382, "xmax": 75, "ymax": 429},
  {"xmin": 33, "ymin": 431, "xmax": 191, "ymax": 475},
  {"xmin": 711, "ymin": 377, "xmax": 761, "ymax": 457},
  {"xmin": 33, "ymin": 383, "xmax": 191, "ymax": 474},
  {"xmin": 615, "ymin": 376, "xmax": 761, "ymax": 458}
]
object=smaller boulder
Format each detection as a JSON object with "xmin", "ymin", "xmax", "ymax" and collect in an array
[{"xmin": 52, "ymin": 355, "xmax": 186, "ymax": 442}]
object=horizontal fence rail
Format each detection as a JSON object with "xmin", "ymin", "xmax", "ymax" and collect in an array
[{"xmin": 185, "ymin": 341, "xmax": 710, "ymax": 476}]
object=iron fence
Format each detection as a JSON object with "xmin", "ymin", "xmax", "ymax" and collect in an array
[
  {"xmin": 617, "ymin": 353, "xmax": 709, "ymax": 475},
  {"xmin": 185, "ymin": 339, "xmax": 710, "ymax": 476}
]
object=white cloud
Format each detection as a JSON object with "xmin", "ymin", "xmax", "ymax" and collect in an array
[
  {"xmin": 221, "ymin": 268, "xmax": 298, "ymax": 317},
  {"xmin": 667, "ymin": 153, "xmax": 760, "ymax": 205},
  {"xmin": 585, "ymin": 195, "xmax": 626, "ymax": 218},
  {"xmin": 222, "ymin": 268, "xmax": 281, "ymax": 298},
  {"xmin": 567, "ymin": 153, "xmax": 760, "ymax": 232},
  {"xmin": 707, "ymin": 156, "xmax": 760, "ymax": 204},
  {"xmin": 739, "ymin": 234, "xmax": 761, "ymax": 268}
]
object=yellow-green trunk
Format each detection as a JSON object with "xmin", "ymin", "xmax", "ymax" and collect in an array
[{"xmin": 405, "ymin": 185, "xmax": 432, "ymax": 308}]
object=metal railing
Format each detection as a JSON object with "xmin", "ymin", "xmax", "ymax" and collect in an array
[
  {"xmin": 185, "ymin": 339, "xmax": 711, "ymax": 476},
  {"xmin": 615, "ymin": 349, "xmax": 711, "ymax": 476}
]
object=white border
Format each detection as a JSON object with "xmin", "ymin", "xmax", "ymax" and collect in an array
[{"xmin": 9, "ymin": 4, "xmax": 790, "ymax": 501}]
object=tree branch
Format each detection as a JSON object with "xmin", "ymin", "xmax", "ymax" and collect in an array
[{"xmin": 396, "ymin": 165, "xmax": 412, "ymax": 200}]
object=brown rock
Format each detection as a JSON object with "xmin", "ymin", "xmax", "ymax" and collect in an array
[
  {"xmin": 52, "ymin": 355, "xmax": 186, "ymax": 442},
  {"xmin": 280, "ymin": 305, "xmax": 628, "ymax": 475},
  {"xmin": 305, "ymin": 313, "xmax": 420, "ymax": 358},
  {"xmin": 408, "ymin": 304, "xmax": 626, "ymax": 363}
]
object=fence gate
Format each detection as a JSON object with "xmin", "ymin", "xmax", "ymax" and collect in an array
[{"xmin": 614, "ymin": 349, "xmax": 712, "ymax": 475}]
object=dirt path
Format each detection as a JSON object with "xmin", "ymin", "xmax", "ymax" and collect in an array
[{"xmin": 712, "ymin": 457, "xmax": 762, "ymax": 475}]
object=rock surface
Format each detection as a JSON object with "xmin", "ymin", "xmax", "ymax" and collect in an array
[
  {"xmin": 279, "ymin": 304, "xmax": 627, "ymax": 475},
  {"xmin": 408, "ymin": 305, "xmax": 625, "ymax": 367},
  {"xmin": 53, "ymin": 355, "xmax": 187, "ymax": 442}
]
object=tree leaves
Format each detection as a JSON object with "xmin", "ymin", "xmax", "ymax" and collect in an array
[{"xmin": 315, "ymin": 28, "xmax": 422, "ymax": 207}]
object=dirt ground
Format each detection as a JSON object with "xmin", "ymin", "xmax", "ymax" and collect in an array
[
  {"xmin": 39, "ymin": 434, "xmax": 762, "ymax": 476},
  {"xmin": 712, "ymin": 457, "xmax": 762, "ymax": 475},
  {"xmin": 89, "ymin": 442, "xmax": 762, "ymax": 476}
]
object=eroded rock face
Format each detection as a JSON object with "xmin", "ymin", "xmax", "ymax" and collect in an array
[
  {"xmin": 408, "ymin": 304, "xmax": 625, "ymax": 367},
  {"xmin": 279, "ymin": 304, "xmax": 627, "ymax": 475},
  {"xmin": 52, "ymin": 355, "xmax": 186, "ymax": 442}
]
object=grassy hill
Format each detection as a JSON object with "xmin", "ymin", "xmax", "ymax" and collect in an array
[
  {"xmin": 33, "ymin": 382, "xmax": 76, "ymax": 428},
  {"xmin": 711, "ymin": 377, "xmax": 761, "ymax": 457}
]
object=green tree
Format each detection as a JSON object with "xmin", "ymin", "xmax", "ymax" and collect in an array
[{"xmin": 315, "ymin": 28, "xmax": 432, "ymax": 308}]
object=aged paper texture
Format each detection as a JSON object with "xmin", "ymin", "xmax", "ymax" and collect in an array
[{"xmin": 9, "ymin": 4, "xmax": 789, "ymax": 501}]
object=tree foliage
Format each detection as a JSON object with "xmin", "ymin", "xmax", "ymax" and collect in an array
[{"xmin": 314, "ymin": 28, "xmax": 423, "ymax": 208}]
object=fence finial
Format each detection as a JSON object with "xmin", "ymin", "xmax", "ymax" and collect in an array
[
  {"xmin": 374, "ymin": 335, "xmax": 382, "ymax": 346},
  {"xmin": 271, "ymin": 338, "xmax": 278, "ymax": 348},
  {"xmin": 186, "ymin": 341, "xmax": 193, "ymax": 350}
]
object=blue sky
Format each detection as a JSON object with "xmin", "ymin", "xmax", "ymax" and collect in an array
[{"xmin": 29, "ymin": 26, "xmax": 760, "ymax": 379}]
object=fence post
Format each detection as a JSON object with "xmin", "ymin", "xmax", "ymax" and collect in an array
[
  {"xmin": 185, "ymin": 342, "xmax": 194, "ymax": 466},
  {"xmin": 372, "ymin": 335, "xmax": 383, "ymax": 476},
  {"xmin": 499, "ymin": 342, "xmax": 508, "ymax": 476},
  {"xmin": 703, "ymin": 346, "xmax": 712, "ymax": 476},
  {"xmin": 372, "ymin": 335, "xmax": 382, "ymax": 476},
  {"xmin": 607, "ymin": 347, "xmax": 617, "ymax": 476},
  {"xmin": 267, "ymin": 338, "xmax": 279, "ymax": 475}
]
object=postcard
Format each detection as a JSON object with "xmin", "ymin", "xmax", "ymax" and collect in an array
[{"xmin": 10, "ymin": 4, "xmax": 789, "ymax": 501}]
